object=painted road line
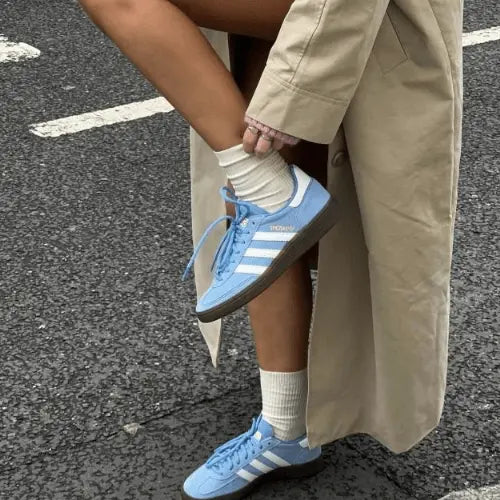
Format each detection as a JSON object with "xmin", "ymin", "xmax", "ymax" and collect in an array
[
  {"xmin": 0, "ymin": 35, "xmax": 40, "ymax": 63},
  {"xmin": 439, "ymin": 485, "xmax": 500, "ymax": 499},
  {"xmin": 29, "ymin": 97, "xmax": 174, "ymax": 138},
  {"xmin": 463, "ymin": 26, "xmax": 500, "ymax": 47}
]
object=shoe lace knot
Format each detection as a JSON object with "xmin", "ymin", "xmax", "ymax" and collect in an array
[
  {"xmin": 206, "ymin": 417, "xmax": 262, "ymax": 473},
  {"xmin": 182, "ymin": 187, "xmax": 251, "ymax": 282}
]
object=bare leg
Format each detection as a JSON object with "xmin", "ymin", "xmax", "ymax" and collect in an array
[
  {"xmin": 79, "ymin": 0, "xmax": 328, "ymax": 371},
  {"xmin": 228, "ymin": 35, "xmax": 329, "ymax": 372},
  {"xmin": 78, "ymin": 0, "xmax": 293, "ymax": 151}
]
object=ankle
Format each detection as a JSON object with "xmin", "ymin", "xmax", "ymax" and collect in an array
[
  {"xmin": 260, "ymin": 368, "xmax": 308, "ymax": 441},
  {"xmin": 214, "ymin": 143, "xmax": 294, "ymax": 212}
]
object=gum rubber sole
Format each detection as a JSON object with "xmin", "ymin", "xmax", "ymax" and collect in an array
[
  {"xmin": 180, "ymin": 455, "xmax": 324, "ymax": 500},
  {"xmin": 197, "ymin": 197, "xmax": 339, "ymax": 323}
]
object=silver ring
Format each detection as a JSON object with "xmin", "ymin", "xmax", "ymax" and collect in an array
[
  {"xmin": 247, "ymin": 125, "xmax": 260, "ymax": 135},
  {"xmin": 260, "ymin": 134, "xmax": 273, "ymax": 142}
]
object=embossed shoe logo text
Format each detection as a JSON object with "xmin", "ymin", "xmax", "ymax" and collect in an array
[{"xmin": 270, "ymin": 225, "xmax": 295, "ymax": 231}]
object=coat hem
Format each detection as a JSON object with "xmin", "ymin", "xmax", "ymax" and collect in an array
[{"xmin": 306, "ymin": 416, "xmax": 442, "ymax": 454}]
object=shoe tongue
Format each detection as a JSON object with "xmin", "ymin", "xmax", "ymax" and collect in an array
[{"xmin": 253, "ymin": 415, "xmax": 274, "ymax": 441}]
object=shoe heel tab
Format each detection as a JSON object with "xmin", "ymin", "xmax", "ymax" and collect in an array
[
  {"xmin": 299, "ymin": 437, "xmax": 309, "ymax": 448},
  {"xmin": 289, "ymin": 163, "xmax": 307, "ymax": 178},
  {"xmin": 289, "ymin": 165, "xmax": 312, "ymax": 208}
]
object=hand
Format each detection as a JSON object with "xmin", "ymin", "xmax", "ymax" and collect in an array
[
  {"xmin": 242, "ymin": 115, "xmax": 300, "ymax": 157},
  {"xmin": 243, "ymin": 126, "xmax": 285, "ymax": 156}
]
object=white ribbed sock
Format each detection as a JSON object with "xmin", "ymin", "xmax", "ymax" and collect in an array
[
  {"xmin": 213, "ymin": 143, "xmax": 294, "ymax": 212},
  {"xmin": 259, "ymin": 368, "xmax": 308, "ymax": 441}
]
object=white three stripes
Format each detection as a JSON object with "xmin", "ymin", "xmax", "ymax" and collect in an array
[
  {"xmin": 237, "ymin": 453, "xmax": 291, "ymax": 483},
  {"xmin": 250, "ymin": 459, "xmax": 273, "ymax": 473},
  {"xmin": 262, "ymin": 451, "xmax": 291, "ymax": 468},
  {"xmin": 244, "ymin": 248, "xmax": 281, "ymax": 258},
  {"xmin": 253, "ymin": 232, "xmax": 296, "ymax": 242},
  {"xmin": 236, "ymin": 469, "xmax": 258, "ymax": 482},
  {"xmin": 234, "ymin": 264, "xmax": 267, "ymax": 276},
  {"xmin": 235, "ymin": 232, "xmax": 295, "ymax": 275}
]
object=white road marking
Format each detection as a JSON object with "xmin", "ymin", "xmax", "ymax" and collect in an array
[
  {"xmin": 463, "ymin": 26, "xmax": 500, "ymax": 47},
  {"xmin": 0, "ymin": 35, "xmax": 40, "ymax": 63},
  {"xmin": 27, "ymin": 26, "xmax": 499, "ymax": 138},
  {"xmin": 29, "ymin": 97, "xmax": 174, "ymax": 138},
  {"xmin": 439, "ymin": 484, "xmax": 500, "ymax": 499}
]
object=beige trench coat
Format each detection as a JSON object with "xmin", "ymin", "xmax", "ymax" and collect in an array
[{"xmin": 189, "ymin": 0, "xmax": 463, "ymax": 454}]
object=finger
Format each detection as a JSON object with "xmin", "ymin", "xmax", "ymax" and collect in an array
[
  {"xmin": 255, "ymin": 135, "xmax": 274, "ymax": 157},
  {"xmin": 242, "ymin": 127, "xmax": 260, "ymax": 153}
]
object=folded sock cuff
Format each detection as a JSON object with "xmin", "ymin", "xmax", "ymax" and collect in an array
[{"xmin": 213, "ymin": 143, "xmax": 251, "ymax": 167}]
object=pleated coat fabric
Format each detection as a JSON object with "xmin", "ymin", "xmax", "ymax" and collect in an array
[{"xmin": 189, "ymin": 0, "xmax": 464, "ymax": 453}]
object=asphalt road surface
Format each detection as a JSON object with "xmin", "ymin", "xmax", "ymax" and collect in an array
[{"xmin": 1, "ymin": 1, "xmax": 499, "ymax": 499}]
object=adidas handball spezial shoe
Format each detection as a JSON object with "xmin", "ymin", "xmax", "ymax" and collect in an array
[
  {"xmin": 182, "ymin": 164, "xmax": 338, "ymax": 323},
  {"xmin": 181, "ymin": 414, "xmax": 323, "ymax": 500}
]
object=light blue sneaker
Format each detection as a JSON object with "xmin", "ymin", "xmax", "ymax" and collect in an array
[
  {"xmin": 183, "ymin": 164, "xmax": 338, "ymax": 323},
  {"xmin": 181, "ymin": 414, "xmax": 323, "ymax": 500}
]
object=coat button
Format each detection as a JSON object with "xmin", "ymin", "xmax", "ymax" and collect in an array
[{"xmin": 331, "ymin": 151, "xmax": 346, "ymax": 168}]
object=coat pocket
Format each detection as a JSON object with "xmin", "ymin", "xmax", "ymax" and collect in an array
[{"xmin": 373, "ymin": 4, "xmax": 408, "ymax": 74}]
